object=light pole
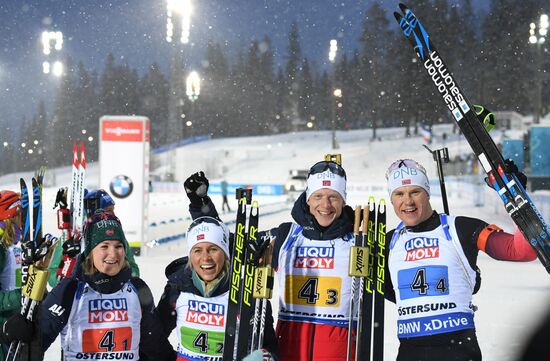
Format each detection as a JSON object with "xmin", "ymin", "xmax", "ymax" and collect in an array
[
  {"xmin": 186, "ymin": 71, "xmax": 200, "ymax": 137},
  {"xmin": 329, "ymin": 39, "xmax": 339, "ymax": 149},
  {"xmin": 529, "ymin": 14, "xmax": 548, "ymax": 124},
  {"xmin": 166, "ymin": 0, "xmax": 193, "ymax": 144}
]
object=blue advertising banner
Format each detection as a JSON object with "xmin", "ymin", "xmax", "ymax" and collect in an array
[
  {"xmin": 530, "ymin": 126, "xmax": 550, "ymax": 177},
  {"xmin": 209, "ymin": 183, "xmax": 284, "ymax": 196},
  {"xmin": 502, "ymin": 139, "xmax": 524, "ymax": 170}
]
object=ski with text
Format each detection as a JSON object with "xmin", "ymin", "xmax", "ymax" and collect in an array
[{"xmin": 394, "ymin": 3, "xmax": 550, "ymax": 273}]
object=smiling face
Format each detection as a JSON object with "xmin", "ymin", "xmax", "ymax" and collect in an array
[
  {"xmin": 190, "ymin": 242, "xmax": 226, "ymax": 282},
  {"xmin": 307, "ymin": 188, "xmax": 345, "ymax": 227},
  {"xmin": 91, "ymin": 240, "xmax": 126, "ymax": 276},
  {"xmin": 390, "ymin": 185, "xmax": 433, "ymax": 227}
]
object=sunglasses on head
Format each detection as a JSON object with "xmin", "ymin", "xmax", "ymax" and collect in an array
[
  {"xmin": 88, "ymin": 211, "xmax": 121, "ymax": 225},
  {"xmin": 385, "ymin": 159, "xmax": 427, "ymax": 180},
  {"xmin": 308, "ymin": 161, "xmax": 347, "ymax": 179}
]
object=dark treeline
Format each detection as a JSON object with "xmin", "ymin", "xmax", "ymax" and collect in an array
[{"xmin": 2, "ymin": 0, "xmax": 548, "ymax": 173}]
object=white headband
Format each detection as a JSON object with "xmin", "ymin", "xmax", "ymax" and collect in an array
[
  {"xmin": 387, "ymin": 166, "xmax": 430, "ymax": 197},
  {"xmin": 306, "ymin": 170, "xmax": 347, "ymax": 201},
  {"xmin": 186, "ymin": 219, "xmax": 230, "ymax": 258}
]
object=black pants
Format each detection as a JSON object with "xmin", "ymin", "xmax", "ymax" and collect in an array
[
  {"xmin": 222, "ymin": 195, "xmax": 231, "ymax": 212},
  {"xmin": 397, "ymin": 329, "xmax": 482, "ymax": 361}
]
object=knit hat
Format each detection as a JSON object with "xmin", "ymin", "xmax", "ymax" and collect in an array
[
  {"xmin": 305, "ymin": 161, "xmax": 347, "ymax": 202},
  {"xmin": 386, "ymin": 159, "xmax": 430, "ymax": 197},
  {"xmin": 186, "ymin": 217, "xmax": 230, "ymax": 258},
  {"xmin": 0, "ymin": 191, "xmax": 21, "ymax": 221},
  {"xmin": 83, "ymin": 212, "xmax": 126, "ymax": 257}
]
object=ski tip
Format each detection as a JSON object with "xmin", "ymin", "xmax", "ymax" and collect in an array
[
  {"xmin": 394, "ymin": 11, "xmax": 403, "ymax": 22},
  {"xmin": 399, "ymin": 3, "xmax": 408, "ymax": 13}
]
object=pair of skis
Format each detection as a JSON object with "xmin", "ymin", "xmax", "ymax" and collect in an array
[
  {"xmin": 347, "ymin": 198, "xmax": 386, "ymax": 361},
  {"xmin": 55, "ymin": 141, "xmax": 86, "ymax": 280},
  {"xmin": 6, "ymin": 172, "xmax": 59, "ymax": 361},
  {"xmin": 395, "ymin": 3, "xmax": 550, "ymax": 273},
  {"xmin": 224, "ymin": 188, "xmax": 261, "ymax": 361}
]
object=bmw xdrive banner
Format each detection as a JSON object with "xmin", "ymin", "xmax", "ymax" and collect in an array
[{"xmin": 99, "ymin": 116, "xmax": 150, "ymax": 255}]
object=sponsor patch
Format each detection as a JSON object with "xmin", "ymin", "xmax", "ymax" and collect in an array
[
  {"xmin": 294, "ymin": 246, "xmax": 335, "ymax": 269},
  {"xmin": 88, "ymin": 298, "xmax": 128, "ymax": 323},
  {"xmin": 186, "ymin": 300, "xmax": 225, "ymax": 327},
  {"xmin": 404, "ymin": 237, "xmax": 440, "ymax": 261}
]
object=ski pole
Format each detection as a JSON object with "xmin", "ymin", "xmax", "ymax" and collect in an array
[
  {"xmin": 251, "ymin": 241, "xmax": 274, "ymax": 351},
  {"xmin": 423, "ymin": 145, "xmax": 450, "ymax": 215},
  {"xmin": 347, "ymin": 206, "xmax": 368, "ymax": 361}
]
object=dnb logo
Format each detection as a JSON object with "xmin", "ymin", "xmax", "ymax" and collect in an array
[
  {"xmin": 294, "ymin": 246, "xmax": 334, "ymax": 269},
  {"xmin": 110, "ymin": 175, "xmax": 133, "ymax": 199},
  {"xmin": 404, "ymin": 237, "xmax": 440, "ymax": 261},
  {"xmin": 89, "ymin": 298, "xmax": 128, "ymax": 323},
  {"xmin": 186, "ymin": 300, "xmax": 225, "ymax": 327}
]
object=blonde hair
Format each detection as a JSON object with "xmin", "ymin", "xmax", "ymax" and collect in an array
[{"xmin": 1, "ymin": 219, "xmax": 17, "ymax": 248}]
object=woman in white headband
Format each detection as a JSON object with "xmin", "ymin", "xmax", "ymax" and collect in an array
[{"xmin": 154, "ymin": 216, "xmax": 278, "ymax": 361}]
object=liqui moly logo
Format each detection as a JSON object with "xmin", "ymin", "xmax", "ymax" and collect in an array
[
  {"xmin": 88, "ymin": 299, "xmax": 128, "ymax": 323},
  {"xmin": 186, "ymin": 300, "xmax": 225, "ymax": 326},
  {"xmin": 294, "ymin": 246, "xmax": 335, "ymax": 269},
  {"xmin": 404, "ymin": 237, "xmax": 440, "ymax": 261}
]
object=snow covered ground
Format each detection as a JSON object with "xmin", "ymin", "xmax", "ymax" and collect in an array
[{"xmin": 1, "ymin": 125, "xmax": 547, "ymax": 360}]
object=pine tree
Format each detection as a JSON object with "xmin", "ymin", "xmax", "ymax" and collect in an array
[{"xmin": 138, "ymin": 63, "xmax": 169, "ymax": 147}]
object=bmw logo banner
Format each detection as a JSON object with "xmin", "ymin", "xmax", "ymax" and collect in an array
[{"xmin": 99, "ymin": 116, "xmax": 150, "ymax": 255}]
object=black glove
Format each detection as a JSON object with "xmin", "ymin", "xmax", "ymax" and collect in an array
[
  {"xmin": 504, "ymin": 159, "xmax": 528, "ymax": 188},
  {"xmin": 484, "ymin": 159, "xmax": 527, "ymax": 189},
  {"xmin": 184, "ymin": 171, "xmax": 209, "ymax": 207},
  {"xmin": 62, "ymin": 235, "xmax": 82, "ymax": 257},
  {"xmin": 3, "ymin": 314, "xmax": 34, "ymax": 343},
  {"xmin": 249, "ymin": 234, "xmax": 271, "ymax": 265}
]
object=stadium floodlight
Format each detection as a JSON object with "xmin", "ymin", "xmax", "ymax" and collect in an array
[
  {"xmin": 528, "ymin": 14, "xmax": 548, "ymax": 123},
  {"xmin": 43, "ymin": 61, "xmax": 50, "ymax": 74},
  {"xmin": 52, "ymin": 61, "xmax": 63, "ymax": 77},
  {"xmin": 329, "ymin": 39, "xmax": 338, "ymax": 63},
  {"xmin": 166, "ymin": 0, "xmax": 192, "ymax": 44},
  {"xmin": 42, "ymin": 31, "xmax": 63, "ymax": 55},
  {"xmin": 186, "ymin": 71, "xmax": 200, "ymax": 102}
]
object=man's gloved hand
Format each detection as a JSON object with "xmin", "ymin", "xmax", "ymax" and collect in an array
[
  {"xmin": 3, "ymin": 314, "xmax": 34, "ymax": 343},
  {"xmin": 248, "ymin": 234, "xmax": 270, "ymax": 264},
  {"xmin": 484, "ymin": 159, "xmax": 527, "ymax": 190},
  {"xmin": 62, "ymin": 235, "xmax": 82, "ymax": 257},
  {"xmin": 184, "ymin": 171, "xmax": 209, "ymax": 207},
  {"xmin": 242, "ymin": 349, "xmax": 275, "ymax": 361}
]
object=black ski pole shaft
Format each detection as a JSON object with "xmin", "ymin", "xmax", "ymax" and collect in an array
[{"xmin": 424, "ymin": 145, "xmax": 450, "ymax": 215}]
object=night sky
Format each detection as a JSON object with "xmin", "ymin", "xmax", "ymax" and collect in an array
[{"xmin": 0, "ymin": 0, "xmax": 488, "ymax": 130}]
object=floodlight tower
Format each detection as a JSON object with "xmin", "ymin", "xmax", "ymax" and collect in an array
[
  {"xmin": 529, "ymin": 14, "xmax": 548, "ymax": 124},
  {"xmin": 42, "ymin": 31, "xmax": 63, "ymax": 77},
  {"xmin": 166, "ymin": 0, "xmax": 193, "ymax": 143}
]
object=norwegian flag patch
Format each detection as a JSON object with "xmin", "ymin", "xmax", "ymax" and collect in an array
[
  {"xmin": 402, "ymin": 179, "xmax": 412, "ymax": 185},
  {"xmin": 322, "ymin": 180, "xmax": 331, "ymax": 186},
  {"xmin": 197, "ymin": 234, "xmax": 205, "ymax": 240},
  {"xmin": 106, "ymin": 229, "xmax": 114, "ymax": 236}
]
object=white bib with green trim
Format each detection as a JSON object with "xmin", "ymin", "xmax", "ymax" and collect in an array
[{"xmin": 175, "ymin": 291, "xmax": 228, "ymax": 360}]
